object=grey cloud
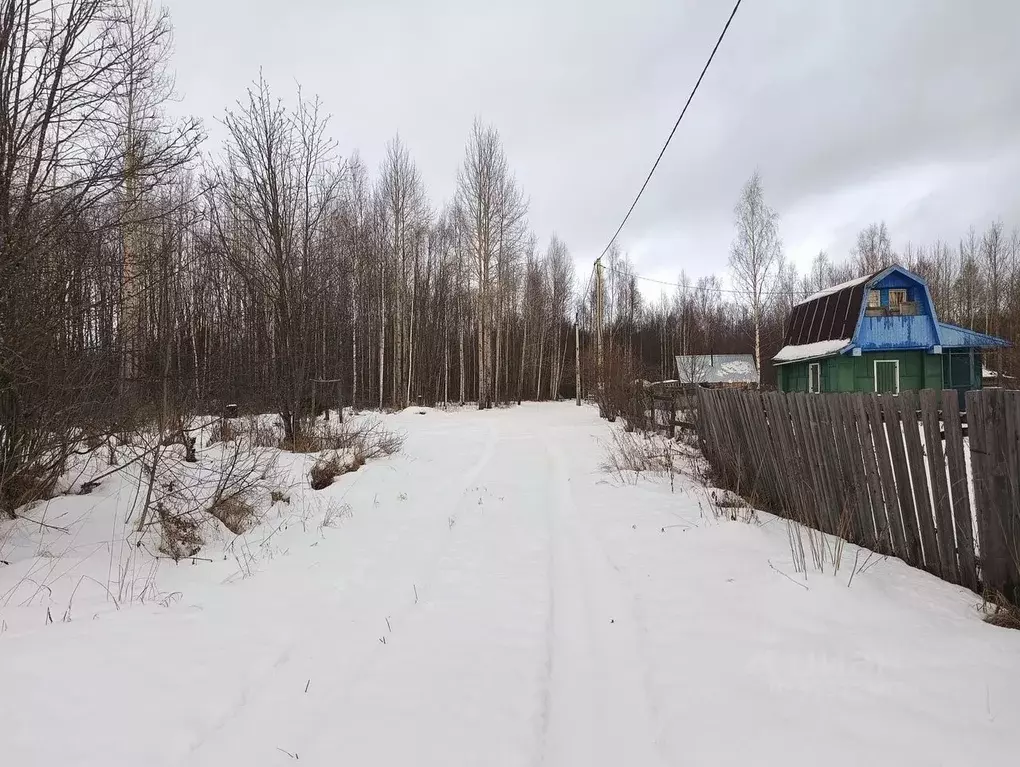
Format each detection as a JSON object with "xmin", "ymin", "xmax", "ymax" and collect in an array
[{"xmin": 164, "ymin": 0, "xmax": 1020, "ymax": 281}]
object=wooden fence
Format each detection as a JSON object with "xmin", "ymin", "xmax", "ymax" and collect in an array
[{"xmin": 695, "ymin": 388, "xmax": 1020, "ymax": 598}]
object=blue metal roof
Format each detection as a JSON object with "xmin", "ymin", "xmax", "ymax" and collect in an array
[
  {"xmin": 856, "ymin": 315, "xmax": 941, "ymax": 350},
  {"xmin": 938, "ymin": 322, "xmax": 1011, "ymax": 349}
]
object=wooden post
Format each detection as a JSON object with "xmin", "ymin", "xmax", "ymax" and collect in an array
[
  {"xmin": 669, "ymin": 395, "xmax": 677, "ymax": 441},
  {"xmin": 595, "ymin": 258, "xmax": 603, "ymax": 391},
  {"xmin": 575, "ymin": 318, "xmax": 581, "ymax": 406}
]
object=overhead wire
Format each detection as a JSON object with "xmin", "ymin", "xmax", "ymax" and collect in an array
[
  {"xmin": 591, "ymin": 0, "xmax": 744, "ymax": 267},
  {"xmin": 602, "ymin": 265, "xmax": 814, "ymax": 298}
]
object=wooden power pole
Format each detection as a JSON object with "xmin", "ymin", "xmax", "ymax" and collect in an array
[
  {"xmin": 575, "ymin": 316, "xmax": 581, "ymax": 406},
  {"xmin": 596, "ymin": 257, "xmax": 604, "ymax": 390}
]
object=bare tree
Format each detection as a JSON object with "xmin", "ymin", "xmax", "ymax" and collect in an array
[
  {"xmin": 456, "ymin": 120, "xmax": 527, "ymax": 409},
  {"xmin": 729, "ymin": 171, "xmax": 782, "ymax": 374},
  {"xmin": 852, "ymin": 222, "xmax": 893, "ymax": 274},
  {"xmin": 211, "ymin": 77, "xmax": 343, "ymax": 443}
]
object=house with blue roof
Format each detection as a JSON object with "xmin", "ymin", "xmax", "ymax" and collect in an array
[{"xmin": 773, "ymin": 265, "xmax": 1011, "ymax": 407}]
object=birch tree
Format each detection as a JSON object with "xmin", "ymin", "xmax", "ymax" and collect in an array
[
  {"xmin": 729, "ymin": 171, "xmax": 782, "ymax": 373},
  {"xmin": 456, "ymin": 120, "xmax": 526, "ymax": 409}
]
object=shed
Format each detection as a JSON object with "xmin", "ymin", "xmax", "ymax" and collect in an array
[{"xmin": 675, "ymin": 354, "xmax": 759, "ymax": 388}]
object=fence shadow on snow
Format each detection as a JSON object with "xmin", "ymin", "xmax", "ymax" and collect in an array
[{"xmin": 695, "ymin": 387, "xmax": 1020, "ymax": 600}]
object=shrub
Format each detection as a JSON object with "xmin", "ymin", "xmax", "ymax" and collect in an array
[
  {"xmin": 243, "ymin": 417, "xmax": 279, "ymax": 448},
  {"xmin": 157, "ymin": 504, "xmax": 202, "ymax": 561},
  {"xmin": 208, "ymin": 418, "xmax": 238, "ymax": 446},
  {"xmin": 209, "ymin": 494, "xmax": 257, "ymax": 534},
  {"xmin": 1, "ymin": 464, "xmax": 57, "ymax": 518},
  {"xmin": 309, "ymin": 453, "xmax": 346, "ymax": 490},
  {"xmin": 283, "ymin": 418, "xmax": 405, "ymax": 457}
]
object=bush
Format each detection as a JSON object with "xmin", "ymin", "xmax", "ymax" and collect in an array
[
  {"xmin": 1, "ymin": 464, "xmax": 57, "ymax": 518},
  {"xmin": 209, "ymin": 494, "xmax": 257, "ymax": 534},
  {"xmin": 242, "ymin": 417, "xmax": 279, "ymax": 448},
  {"xmin": 157, "ymin": 504, "xmax": 202, "ymax": 561},
  {"xmin": 285, "ymin": 418, "xmax": 404, "ymax": 457},
  {"xmin": 309, "ymin": 453, "xmax": 347, "ymax": 490},
  {"xmin": 208, "ymin": 418, "xmax": 238, "ymax": 446}
]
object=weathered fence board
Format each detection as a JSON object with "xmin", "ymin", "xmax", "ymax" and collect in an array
[
  {"xmin": 941, "ymin": 389, "xmax": 977, "ymax": 591},
  {"xmin": 881, "ymin": 394, "xmax": 923, "ymax": 567},
  {"xmin": 851, "ymin": 394, "xmax": 886, "ymax": 552},
  {"xmin": 968, "ymin": 389, "xmax": 1020, "ymax": 599},
  {"xmin": 899, "ymin": 391, "xmax": 940, "ymax": 576},
  {"xmin": 919, "ymin": 389, "xmax": 958, "ymax": 584},
  {"xmin": 696, "ymin": 387, "xmax": 1019, "ymax": 598},
  {"xmin": 838, "ymin": 393, "xmax": 877, "ymax": 550},
  {"xmin": 866, "ymin": 393, "xmax": 904, "ymax": 554}
]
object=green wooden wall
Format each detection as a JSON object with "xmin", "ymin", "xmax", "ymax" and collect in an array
[{"xmin": 777, "ymin": 350, "xmax": 948, "ymax": 394}]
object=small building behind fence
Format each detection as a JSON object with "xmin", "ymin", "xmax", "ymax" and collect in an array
[{"xmin": 674, "ymin": 354, "xmax": 759, "ymax": 389}]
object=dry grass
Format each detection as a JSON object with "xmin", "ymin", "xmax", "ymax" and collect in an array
[
  {"xmin": 982, "ymin": 590, "xmax": 1020, "ymax": 630},
  {"xmin": 270, "ymin": 489, "xmax": 291, "ymax": 504},
  {"xmin": 600, "ymin": 429, "xmax": 676, "ymax": 484},
  {"xmin": 243, "ymin": 417, "xmax": 280, "ymax": 449},
  {"xmin": 282, "ymin": 419, "xmax": 405, "ymax": 459},
  {"xmin": 208, "ymin": 418, "xmax": 239, "ymax": 446},
  {"xmin": 209, "ymin": 494, "xmax": 257, "ymax": 534},
  {"xmin": 157, "ymin": 504, "xmax": 202, "ymax": 561},
  {"xmin": 2, "ymin": 465, "xmax": 57, "ymax": 518},
  {"xmin": 309, "ymin": 453, "xmax": 347, "ymax": 490},
  {"xmin": 321, "ymin": 500, "xmax": 352, "ymax": 529}
]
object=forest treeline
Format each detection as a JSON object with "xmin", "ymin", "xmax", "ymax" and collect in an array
[{"xmin": 1, "ymin": 0, "xmax": 1016, "ymax": 518}]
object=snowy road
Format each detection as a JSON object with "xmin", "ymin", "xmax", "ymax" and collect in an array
[{"xmin": 3, "ymin": 403, "xmax": 1020, "ymax": 765}]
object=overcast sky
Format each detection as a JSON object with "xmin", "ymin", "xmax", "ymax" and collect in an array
[{"xmin": 163, "ymin": 0, "xmax": 1020, "ymax": 290}]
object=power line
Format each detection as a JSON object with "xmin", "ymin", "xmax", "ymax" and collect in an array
[
  {"xmin": 593, "ymin": 0, "xmax": 744, "ymax": 265},
  {"xmin": 603, "ymin": 265, "xmax": 812, "ymax": 297}
]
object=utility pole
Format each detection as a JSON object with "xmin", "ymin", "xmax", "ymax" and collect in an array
[
  {"xmin": 575, "ymin": 315, "xmax": 581, "ymax": 406},
  {"xmin": 595, "ymin": 259, "xmax": 602, "ymax": 369}
]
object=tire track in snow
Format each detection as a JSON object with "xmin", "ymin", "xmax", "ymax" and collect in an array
[
  {"xmin": 291, "ymin": 426, "xmax": 553, "ymax": 764},
  {"xmin": 539, "ymin": 441, "xmax": 670, "ymax": 767},
  {"xmin": 185, "ymin": 423, "xmax": 502, "ymax": 764}
]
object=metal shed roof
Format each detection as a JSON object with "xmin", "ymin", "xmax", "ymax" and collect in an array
[{"xmin": 675, "ymin": 354, "xmax": 759, "ymax": 384}]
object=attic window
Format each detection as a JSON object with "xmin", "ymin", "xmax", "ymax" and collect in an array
[
  {"xmin": 889, "ymin": 289, "xmax": 908, "ymax": 308},
  {"xmin": 867, "ymin": 290, "xmax": 881, "ymax": 308}
]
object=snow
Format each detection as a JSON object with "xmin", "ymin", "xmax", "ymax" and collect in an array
[
  {"xmin": 773, "ymin": 338, "xmax": 851, "ymax": 363},
  {"xmin": 982, "ymin": 366, "xmax": 1014, "ymax": 380},
  {"xmin": 3, "ymin": 404, "xmax": 1020, "ymax": 765},
  {"xmin": 795, "ymin": 274, "xmax": 871, "ymax": 306}
]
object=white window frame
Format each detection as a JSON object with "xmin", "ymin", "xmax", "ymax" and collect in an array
[
  {"xmin": 867, "ymin": 289, "xmax": 881, "ymax": 308},
  {"xmin": 808, "ymin": 362, "xmax": 822, "ymax": 394},
  {"xmin": 873, "ymin": 359, "xmax": 900, "ymax": 395},
  {"xmin": 888, "ymin": 288, "xmax": 908, "ymax": 308}
]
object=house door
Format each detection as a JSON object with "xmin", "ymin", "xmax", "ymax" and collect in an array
[
  {"xmin": 943, "ymin": 350, "xmax": 975, "ymax": 410},
  {"xmin": 874, "ymin": 360, "xmax": 900, "ymax": 394}
]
